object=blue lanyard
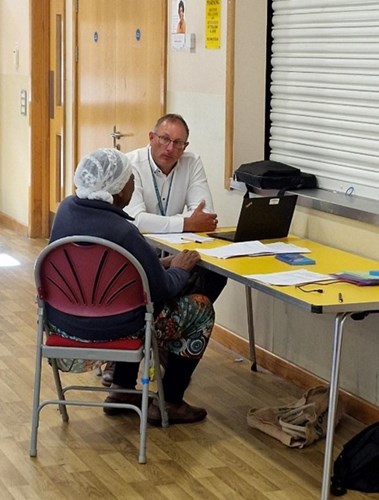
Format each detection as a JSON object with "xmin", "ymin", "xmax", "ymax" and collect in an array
[{"xmin": 148, "ymin": 148, "xmax": 174, "ymax": 216}]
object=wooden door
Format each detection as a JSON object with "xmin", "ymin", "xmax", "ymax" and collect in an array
[
  {"xmin": 76, "ymin": 0, "xmax": 115, "ymax": 156},
  {"xmin": 76, "ymin": 0, "xmax": 166, "ymax": 159},
  {"xmin": 115, "ymin": 0, "xmax": 166, "ymax": 151},
  {"xmin": 49, "ymin": 0, "xmax": 65, "ymax": 216}
]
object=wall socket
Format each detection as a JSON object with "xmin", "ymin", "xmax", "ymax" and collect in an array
[
  {"xmin": 190, "ymin": 33, "xmax": 196, "ymax": 53},
  {"xmin": 13, "ymin": 44, "xmax": 19, "ymax": 70},
  {"xmin": 20, "ymin": 90, "xmax": 27, "ymax": 116}
]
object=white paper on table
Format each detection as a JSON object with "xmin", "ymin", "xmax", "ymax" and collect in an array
[
  {"xmin": 245, "ymin": 269, "xmax": 335, "ymax": 286},
  {"xmin": 263, "ymin": 242, "xmax": 311, "ymax": 254},
  {"xmin": 197, "ymin": 241, "xmax": 270, "ymax": 259},
  {"xmin": 196, "ymin": 241, "xmax": 311, "ymax": 259},
  {"xmin": 179, "ymin": 233, "xmax": 215, "ymax": 243},
  {"xmin": 145, "ymin": 232, "xmax": 214, "ymax": 244}
]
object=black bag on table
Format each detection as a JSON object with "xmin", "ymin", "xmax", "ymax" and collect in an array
[
  {"xmin": 234, "ymin": 160, "xmax": 317, "ymax": 195},
  {"xmin": 330, "ymin": 420, "xmax": 379, "ymax": 496}
]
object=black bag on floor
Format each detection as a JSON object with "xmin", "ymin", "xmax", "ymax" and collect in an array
[
  {"xmin": 234, "ymin": 160, "xmax": 317, "ymax": 195},
  {"xmin": 330, "ymin": 421, "xmax": 379, "ymax": 496}
]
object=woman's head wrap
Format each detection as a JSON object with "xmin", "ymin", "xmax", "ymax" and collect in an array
[{"xmin": 74, "ymin": 148, "xmax": 132, "ymax": 204}]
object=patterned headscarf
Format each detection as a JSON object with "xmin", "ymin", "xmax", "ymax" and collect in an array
[{"xmin": 74, "ymin": 148, "xmax": 132, "ymax": 204}]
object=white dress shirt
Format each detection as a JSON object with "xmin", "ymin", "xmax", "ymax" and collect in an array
[{"xmin": 125, "ymin": 145, "xmax": 214, "ymax": 233}]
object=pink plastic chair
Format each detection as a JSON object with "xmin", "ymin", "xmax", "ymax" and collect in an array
[{"xmin": 30, "ymin": 235, "xmax": 168, "ymax": 463}]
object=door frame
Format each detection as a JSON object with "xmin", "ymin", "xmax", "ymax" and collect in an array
[
  {"xmin": 49, "ymin": 0, "xmax": 66, "ymax": 217},
  {"xmin": 30, "ymin": 0, "xmax": 72, "ymax": 238},
  {"xmin": 30, "ymin": 0, "xmax": 50, "ymax": 238}
]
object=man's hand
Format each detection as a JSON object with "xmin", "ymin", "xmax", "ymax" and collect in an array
[
  {"xmin": 170, "ymin": 249, "xmax": 200, "ymax": 272},
  {"xmin": 183, "ymin": 200, "xmax": 218, "ymax": 232}
]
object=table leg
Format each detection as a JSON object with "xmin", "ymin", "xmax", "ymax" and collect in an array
[
  {"xmin": 245, "ymin": 286, "xmax": 257, "ymax": 371},
  {"xmin": 320, "ymin": 312, "xmax": 349, "ymax": 500}
]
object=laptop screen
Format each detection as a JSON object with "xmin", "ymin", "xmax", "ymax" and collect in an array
[
  {"xmin": 209, "ymin": 194, "xmax": 298, "ymax": 242},
  {"xmin": 235, "ymin": 194, "xmax": 297, "ymax": 241}
]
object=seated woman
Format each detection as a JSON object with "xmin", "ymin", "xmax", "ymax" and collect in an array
[{"xmin": 48, "ymin": 148, "xmax": 215, "ymax": 425}]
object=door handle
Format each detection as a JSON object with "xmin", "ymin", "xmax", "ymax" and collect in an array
[
  {"xmin": 110, "ymin": 131, "xmax": 126, "ymax": 140},
  {"xmin": 110, "ymin": 125, "xmax": 133, "ymax": 149},
  {"xmin": 110, "ymin": 125, "xmax": 127, "ymax": 148}
]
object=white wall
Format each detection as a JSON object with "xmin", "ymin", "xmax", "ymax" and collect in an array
[
  {"xmin": 167, "ymin": 1, "xmax": 268, "ymax": 370},
  {"xmin": 167, "ymin": 0, "xmax": 267, "ymax": 354},
  {"xmin": 0, "ymin": 0, "xmax": 30, "ymax": 225}
]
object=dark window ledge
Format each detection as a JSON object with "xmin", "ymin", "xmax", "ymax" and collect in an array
[{"xmin": 289, "ymin": 188, "xmax": 379, "ymax": 226}]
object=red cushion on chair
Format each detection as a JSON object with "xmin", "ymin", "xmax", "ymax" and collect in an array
[{"xmin": 46, "ymin": 334, "xmax": 143, "ymax": 350}]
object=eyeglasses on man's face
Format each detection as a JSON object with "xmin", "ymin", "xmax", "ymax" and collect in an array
[{"xmin": 153, "ymin": 133, "xmax": 189, "ymax": 150}]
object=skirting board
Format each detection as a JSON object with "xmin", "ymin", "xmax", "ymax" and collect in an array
[
  {"xmin": 0, "ymin": 213, "xmax": 28, "ymax": 235},
  {"xmin": 212, "ymin": 323, "xmax": 379, "ymax": 425}
]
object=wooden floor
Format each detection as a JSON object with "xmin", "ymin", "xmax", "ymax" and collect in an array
[{"xmin": 0, "ymin": 225, "xmax": 377, "ymax": 499}]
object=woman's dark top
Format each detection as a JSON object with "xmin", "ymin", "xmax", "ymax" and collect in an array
[{"xmin": 47, "ymin": 195, "xmax": 189, "ymax": 341}]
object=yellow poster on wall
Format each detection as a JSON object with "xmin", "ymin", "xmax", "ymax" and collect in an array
[{"xmin": 205, "ymin": 0, "xmax": 221, "ymax": 49}]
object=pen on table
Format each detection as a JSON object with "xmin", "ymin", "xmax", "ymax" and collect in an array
[
  {"xmin": 338, "ymin": 292, "xmax": 343, "ymax": 303},
  {"xmin": 181, "ymin": 237, "xmax": 203, "ymax": 244}
]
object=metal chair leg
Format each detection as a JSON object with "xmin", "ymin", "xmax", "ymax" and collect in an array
[
  {"xmin": 152, "ymin": 334, "xmax": 168, "ymax": 427},
  {"xmin": 51, "ymin": 359, "xmax": 69, "ymax": 422},
  {"xmin": 245, "ymin": 286, "xmax": 258, "ymax": 371}
]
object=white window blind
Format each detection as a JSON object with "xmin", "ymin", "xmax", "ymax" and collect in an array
[{"xmin": 269, "ymin": 0, "xmax": 379, "ymax": 199}]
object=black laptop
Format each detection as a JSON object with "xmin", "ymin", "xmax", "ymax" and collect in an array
[{"xmin": 208, "ymin": 194, "xmax": 298, "ymax": 242}]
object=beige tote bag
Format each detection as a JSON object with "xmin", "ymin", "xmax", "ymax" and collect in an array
[{"xmin": 247, "ymin": 385, "xmax": 344, "ymax": 448}]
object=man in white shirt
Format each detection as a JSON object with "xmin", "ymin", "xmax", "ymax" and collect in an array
[
  {"xmin": 124, "ymin": 112, "xmax": 227, "ymax": 304},
  {"xmin": 125, "ymin": 113, "xmax": 219, "ymax": 234},
  {"xmin": 101, "ymin": 114, "xmax": 227, "ymax": 387}
]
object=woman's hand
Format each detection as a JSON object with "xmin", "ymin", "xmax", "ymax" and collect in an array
[
  {"xmin": 159, "ymin": 255, "xmax": 174, "ymax": 268},
  {"xmin": 170, "ymin": 249, "xmax": 200, "ymax": 272}
]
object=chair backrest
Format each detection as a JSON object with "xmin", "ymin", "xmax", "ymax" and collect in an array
[{"xmin": 35, "ymin": 236, "xmax": 152, "ymax": 317}]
